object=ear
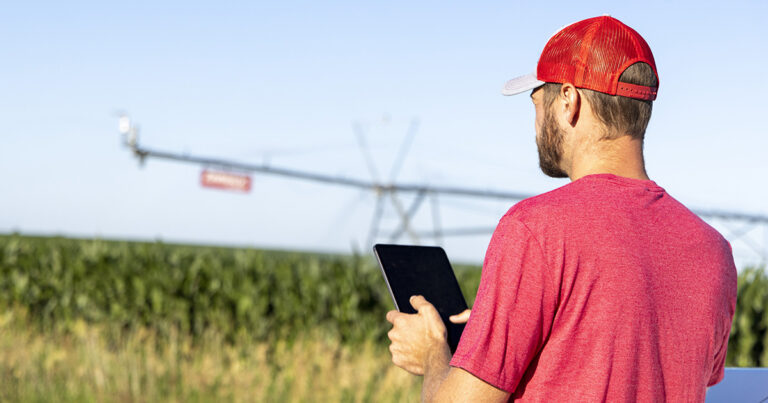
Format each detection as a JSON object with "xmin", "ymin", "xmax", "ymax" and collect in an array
[{"xmin": 559, "ymin": 83, "xmax": 581, "ymax": 127}]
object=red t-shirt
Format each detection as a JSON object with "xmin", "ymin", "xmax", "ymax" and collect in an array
[{"xmin": 450, "ymin": 174, "xmax": 737, "ymax": 402}]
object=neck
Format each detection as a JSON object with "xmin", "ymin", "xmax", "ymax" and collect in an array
[{"xmin": 567, "ymin": 135, "xmax": 649, "ymax": 182}]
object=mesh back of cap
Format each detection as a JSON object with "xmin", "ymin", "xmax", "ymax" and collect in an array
[{"xmin": 536, "ymin": 16, "xmax": 658, "ymax": 98}]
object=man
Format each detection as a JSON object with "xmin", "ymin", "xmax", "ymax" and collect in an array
[{"xmin": 385, "ymin": 16, "xmax": 737, "ymax": 402}]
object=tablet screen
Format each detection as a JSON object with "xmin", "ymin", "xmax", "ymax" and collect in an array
[{"xmin": 373, "ymin": 244, "xmax": 468, "ymax": 353}]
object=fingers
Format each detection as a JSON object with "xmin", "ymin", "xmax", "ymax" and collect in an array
[
  {"xmin": 409, "ymin": 295, "xmax": 432, "ymax": 312},
  {"xmin": 410, "ymin": 295, "xmax": 446, "ymax": 329},
  {"xmin": 386, "ymin": 310, "xmax": 402, "ymax": 324},
  {"xmin": 449, "ymin": 309, "xmax": 471, "ymax": 324},
  {"xmin": 385, "ymin": 296, "xmax": 446, "ymax": 376}
]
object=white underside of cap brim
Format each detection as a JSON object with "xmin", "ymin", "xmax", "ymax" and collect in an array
[{"xmin": 502, "ymin": 73, "xmax": 545, "ymax": 96}]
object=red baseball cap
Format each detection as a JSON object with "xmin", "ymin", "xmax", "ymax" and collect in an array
[{"xmin": 502, "ymin": 16, "xmax": 659, "ymax": 101}]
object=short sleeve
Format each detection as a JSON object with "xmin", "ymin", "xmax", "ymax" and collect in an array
[
  {"xmin": 449, "ymin": 215, "xmax": 558, "ymax": 393},
  {"xmin": 707, "ymin": 299, "xmax": 735, "ymax": 386},
  {"xmin": 708, "ymin": 241, "xmax": 737, "ymax": 387},
  {"xmin": 707, "ymin": 336, "xmax": 727, "ymax": 386}
]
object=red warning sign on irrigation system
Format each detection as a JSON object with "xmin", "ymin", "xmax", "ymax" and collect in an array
[{"xmin": 200, "ymin": 170, "xmax": 252, "ymax": 193}]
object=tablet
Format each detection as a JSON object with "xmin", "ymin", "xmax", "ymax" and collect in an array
[{"xmin": 373, "ymin": 244, "xmax": 468, "ymax": 353}]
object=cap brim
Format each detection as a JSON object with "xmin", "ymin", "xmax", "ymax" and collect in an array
[{"xmin": 502, "ymin": 73, "xmax": 545, "ymax": 96}]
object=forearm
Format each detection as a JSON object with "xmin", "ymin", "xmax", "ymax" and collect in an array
[{"xmin": 421, "ymin": 344, "xmax": 453, "ymax": 403}]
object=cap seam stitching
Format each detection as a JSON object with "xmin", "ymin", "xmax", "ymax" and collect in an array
[{"xmin": 574, "ymin": 19, "xmax": 602, "ymax": 86}]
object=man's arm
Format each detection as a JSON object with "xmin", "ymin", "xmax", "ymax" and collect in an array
[
  {"xmin": 430, "ymin": 367, "xmax": 510, "ymax": 402},
  {"xmin": 386, "ymin": 296, "xmax": 510, "ymax": 402}
]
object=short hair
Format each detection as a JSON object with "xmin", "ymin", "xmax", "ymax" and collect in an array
[{"xmin": 541, "ymin": 62, "xmax": 657, "ymax": 140}]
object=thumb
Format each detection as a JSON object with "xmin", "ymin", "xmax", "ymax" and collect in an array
[{"xmin": 449, "ymin": 309, "xmax": 471, "ymax": 324}]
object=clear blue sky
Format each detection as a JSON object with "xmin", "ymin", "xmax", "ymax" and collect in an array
[{"xmin": 2, "ymin": 1, "xmax": 766, "ymax": 266}]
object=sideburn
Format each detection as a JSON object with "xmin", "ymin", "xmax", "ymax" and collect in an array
[{"xmin": 537, "ymin": 105, "xmax": 569, "ymax": 178}]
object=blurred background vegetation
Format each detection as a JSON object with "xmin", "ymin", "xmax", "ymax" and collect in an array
[{"xmin": 0, "ymin": 234, "xmax": 764, "ymax": 401}]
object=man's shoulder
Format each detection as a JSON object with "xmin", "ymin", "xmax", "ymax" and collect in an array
[
  {"xmin": 502, "ymin": 181, "xmax": 583, "ymax": 225},
  {"xmin": 501, "ymin": 177, "xmax": 731, "ymax": 251}
]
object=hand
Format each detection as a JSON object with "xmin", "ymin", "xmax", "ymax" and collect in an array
[
  {"xmin": 449, "ymin": 309, "xmax": 471, "ymax": 324},
  {"xmin": 385, "ymin": 295, "xmax": 451, "ymax": 375}
]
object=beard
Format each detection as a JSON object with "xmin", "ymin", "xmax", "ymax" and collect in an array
[{"xmin": 536, "ymin": 106, "xmax": 569, "ymax": 178}]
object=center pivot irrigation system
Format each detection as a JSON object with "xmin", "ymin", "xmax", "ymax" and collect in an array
[{"xmin": 117, "ymin": 114, "xmax": 768, "ymax": 265}]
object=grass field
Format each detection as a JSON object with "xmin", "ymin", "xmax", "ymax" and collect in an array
[{"xmin": 0, "ymin": 307, "xmax": 421, "ymax": 402}]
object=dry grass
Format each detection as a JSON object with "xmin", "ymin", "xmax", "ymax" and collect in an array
[{"xmin": 0, "ymin": 309, "xmax": 420, "ymax": 402}]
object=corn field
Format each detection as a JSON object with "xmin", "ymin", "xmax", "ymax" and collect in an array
[
  {"xmin": 0, "ymin": 233, "xmax": 765, "ymax": 379},
  {"xmin": 0, "ymin": 235, "xmax": 482, "ymax": 347}
]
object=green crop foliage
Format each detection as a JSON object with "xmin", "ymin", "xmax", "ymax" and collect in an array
[
  {"xmin": 0, "ymin": 234, "xmax": 480, "ymax": 347},
  {"xmin": 0, "ymin": 234, "xmax": 764, "ymax": 366},
  {"xmin": 727, "ymin": 266, "xmax": 768, "ymax": 366}
]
